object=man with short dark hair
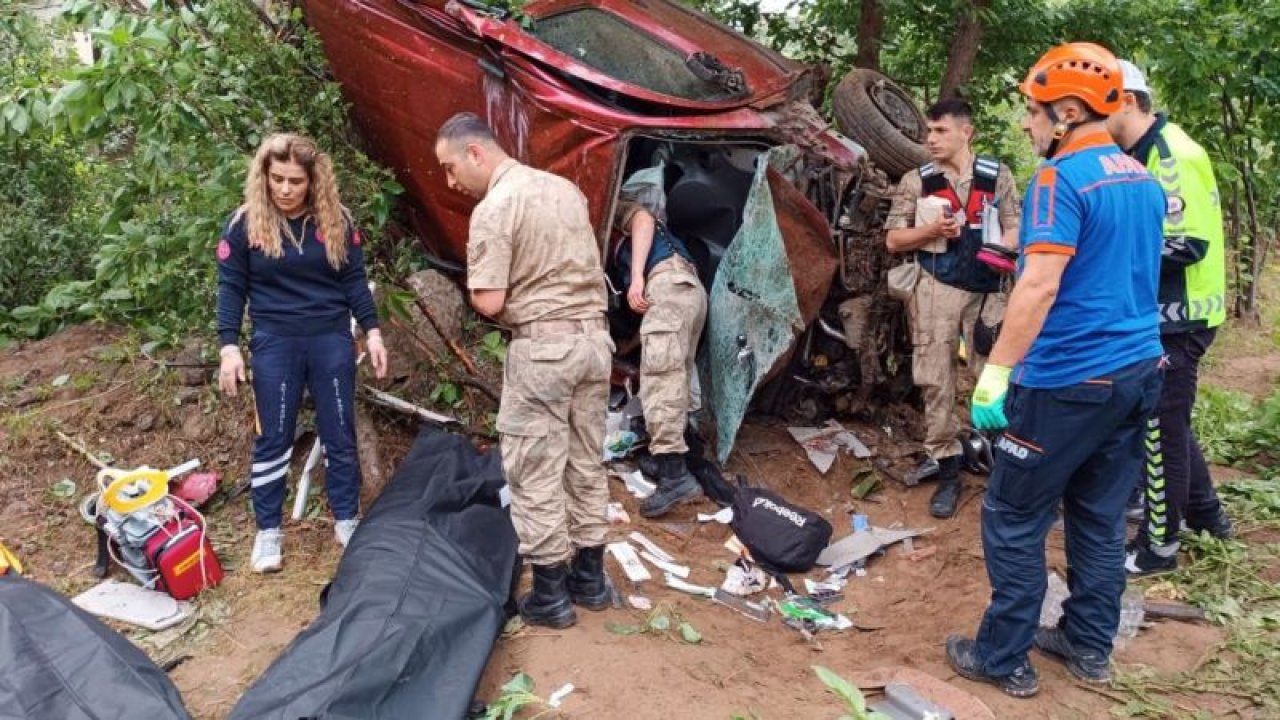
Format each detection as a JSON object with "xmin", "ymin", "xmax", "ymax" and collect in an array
[
  {"xmin": 435, "ymin": 112, "xmax": 612, "ymax": 629},
  {"xmin": 1108, "ymin": 61, "xmax": 1232, "ymax": 575},
  {"xmin": 946, "ymin": 43, "xmax": 1165, "ymax": 698},
  {"xmin": 885, "ymin": 98, "xmax": 1021, "ymax": 518}
]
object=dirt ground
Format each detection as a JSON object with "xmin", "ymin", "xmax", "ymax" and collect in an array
[{"xmin": 0, "ymin": 323, "xmax": 1266, "ymax": 719}]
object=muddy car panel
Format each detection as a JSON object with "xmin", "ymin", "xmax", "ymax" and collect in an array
[{"xmin": 302, "ymin": 0, "xmax": 861, "ymax": 458}]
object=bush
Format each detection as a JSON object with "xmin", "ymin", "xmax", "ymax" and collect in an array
[{"xmin": 0, "ymin": 2, "xmax": 400, "ymax": 345}]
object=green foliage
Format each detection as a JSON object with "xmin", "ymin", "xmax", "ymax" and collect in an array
[
  {"xmin": 1193, "ymin": 385, "xmax": 1280, "ymax": 477},
  {"xmin": 0, "ymin": 13, "xmax": 102, "ymax": 326},
  {"xmin": 483, "ymin": 672, "xmax": 551, "ymax": 720},
  {"xmin": 479, "ymin": 330, "xmax": 508, "ymax": 364},
  {"xmin": 0, "ymin": 2, "xmax": 399, "ymax": 343},
  {"xmin": 812, "ymin": 666, "xmax": 890, "ymax": 720},
  {"xmin": 605, "ymin": 602, "xmax": 703, "ymax": 644}
]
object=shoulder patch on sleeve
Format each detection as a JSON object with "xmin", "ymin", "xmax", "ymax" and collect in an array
[
  {"xmin": 1032, "ymin": 166, "xmax": 1058, "ymax": 229},
  {"xmin": 216, "ymin": 238, "xmax": 232, "ymax": 262}
]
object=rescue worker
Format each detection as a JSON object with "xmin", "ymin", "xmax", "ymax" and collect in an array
[
  {"xmin": 434, "ymin": 113, "xmax": 612, "ymax": 629},
  {"xmin": 612, "ymin": 174, "xmax": 708, "ymax": 517},
  {"xmin": 216, "ymin": 133, "xmax": 388, "ymax": 573},
  {"xmin": 945, "ymin": 43, "xmax": 1165, "ymax": 697},
  {"xmin": 885, "ymin": 98, "xmax": 1021, "ymax": 518},
  {"xmin": 1107, "ymin": 60, "xmax": 1233, "ymax": 576}
]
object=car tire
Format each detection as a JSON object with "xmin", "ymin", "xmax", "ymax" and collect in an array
[{"xmin": 832, "ymin": 69, "xmax": 930, "ymax": 181}]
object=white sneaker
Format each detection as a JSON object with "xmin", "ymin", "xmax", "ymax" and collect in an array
[
  {"xmin": 251, "ymin": 528, "xmax": 283, "ymax": 573},
  {"xmin": 334, "ymin": 518, "xmax": 360, "ymax": 548}
]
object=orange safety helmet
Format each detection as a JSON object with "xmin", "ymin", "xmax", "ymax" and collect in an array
[{"xmin": 1020, "ymin": 42, "xmax": 1123, "ymax": 116}]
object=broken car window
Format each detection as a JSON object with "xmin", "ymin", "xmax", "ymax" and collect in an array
[{"xmin": 529, "ymin": 9, "xmax": 746, "ymax": 102}]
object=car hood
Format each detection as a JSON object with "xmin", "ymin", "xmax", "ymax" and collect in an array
[{"xmin": 442, "ymin": 0, "xmax": 817, "ymax": 112}]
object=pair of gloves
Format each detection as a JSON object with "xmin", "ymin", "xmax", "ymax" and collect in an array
[{"xmin": 971, "ymin": 363, "xmax": 1012, "ymax": 430}]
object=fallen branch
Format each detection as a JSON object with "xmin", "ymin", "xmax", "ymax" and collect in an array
[
  {"xmin": 54, "ymin": 431, "xmax": 109, "ymax": 470},
  {"xmin": 404, "ymin": 288, "xmax": 483, "ymax": 377},
  {"xmin": 1143, "ymin": 600, "xmax": 1207, "ymax": 623},
  {"xmin": 359, "ymin": 384, "xmax": 458, "ymax": 426}
]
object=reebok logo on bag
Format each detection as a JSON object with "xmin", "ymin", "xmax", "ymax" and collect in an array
[
  {"xmin": 731, "ymin": 487, "xmax": 832, "ymax": 573},
  {"xmin": 751, "ymin": 496, "xmax": 809, "ymax": 527}
]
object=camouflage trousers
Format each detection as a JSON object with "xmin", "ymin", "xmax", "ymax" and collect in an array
[
  {"xmin": 640, "ymin": 261, "xmax": 707, "ymax": 455},
  {"xmin": 498, "ymin": 328, "xmax": 612, "ymax": 565},
  {"xmin": 908, "ymin": 270, "xmax": 1006, "ymax": 459}
]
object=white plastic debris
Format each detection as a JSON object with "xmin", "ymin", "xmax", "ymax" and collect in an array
[
  {"xmin": 547, "ymin": 683, "xmax": 575, "ymax": 708},
  {"xmin": 72, "ymin": 581, "xmax": 193, "ymax": 631},
  {"xmin": 720, "ymin": 562, "xmax": 769, "ymax": 597},
  {"xmin": 622, "ymin": 470, "xmax": 656, "ymax": 498},
  {"xmin": 664, "ymin": 573, "xmax": 716, "ymax": 598},
  {"xmin": 804, "ymin": 577, "xmax": 847, "ymax": 595},
  {"xmin": 640, "ymin": 551, "xmax": 690, "ymax": 579},
  {"xmin": 788, "ymin": 420, "xmax": 872, "ymax": 474},
  {"xmin": 628, "ymin": 531, "xmax": 674, "ymax": 564},
  {"xmin": 628, "ymin": 595, "xmax": 653, "ymax": 611},
  {"xmin": 607, "ymin": 542, "xmax": 651, "ymax": 582},
  {"xmin": 697, "ymin": 507, "xmax": 734, "ymax": 524},
  {"xmin": 606, "ymin": 502, "xmax": 630, "ymax": 525}
]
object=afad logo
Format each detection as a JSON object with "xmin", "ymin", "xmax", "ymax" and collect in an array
[
  {"xmin": 995, "ymin": 434, "xmax": 1031, "ymax": 460},
  {"xmin": 216, "ymin": 238, "xmax": 231, "ymax": 262}
]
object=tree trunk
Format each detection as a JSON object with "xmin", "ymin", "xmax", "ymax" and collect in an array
[
  {"xmin": 938, "ymin": 0, "xmax": 990, "ymax": 100},
  {"xmin": 854, "ymin": 0, "xmax": 884, "ymax": 72}
]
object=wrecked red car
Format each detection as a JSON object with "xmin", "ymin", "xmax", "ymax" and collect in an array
[{"xmin": 302, "ymin": 0, "xmax": 928, "ymax": 459}]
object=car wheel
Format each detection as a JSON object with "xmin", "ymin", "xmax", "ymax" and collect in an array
[{"xmin": 832, "ymin": 69, "xmax": 930, "ymax": 181}]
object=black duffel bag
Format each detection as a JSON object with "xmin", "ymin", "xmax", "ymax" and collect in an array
[{"xmin": 730, "ymin": 486, "xmax": 832, "ymax": 573}]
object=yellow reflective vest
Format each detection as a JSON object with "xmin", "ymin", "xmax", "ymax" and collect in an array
[{"xmin": 1130, "ymin": 116, "xmax": 1226, "ymax": 332}]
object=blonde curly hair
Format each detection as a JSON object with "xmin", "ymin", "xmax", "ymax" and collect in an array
[{"xmin": 243, "ymin": 133, "xmax": 349, "ymax": 269}]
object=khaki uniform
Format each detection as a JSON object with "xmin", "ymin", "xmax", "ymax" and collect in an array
[
  {"xmin": 469, "ymin": 159, "xmax": 611, "ymax": 565},
  {"xmin": 886, "ymin": 161, "xmax": 1020, "ymax": 459},
  {"xmin": 639, "ymin": 258, "xmax": 707, "ymax": 454},
  {"xmin": 616, "ymin": 202, "xmax": 708, "ymax": 456}
]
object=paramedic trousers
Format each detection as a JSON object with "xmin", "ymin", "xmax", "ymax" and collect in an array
[
  {"xmin": 1139, "ymin": 328, "xmax": 1224, "ymax": 546},
  {"xmin": 973, "ymin": 358, "xmax": 1161, "ymax": 676},
  {"xmin": 499, "ymin": 324, "xmax": 612, "ymax": 566},
  {"xmin": 249, "ymin": 330, "xmax": 360, "ymax": 530}
]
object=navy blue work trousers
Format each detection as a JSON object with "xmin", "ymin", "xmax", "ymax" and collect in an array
[
  {"xmin": 974, "ymin": 357, "xmax": 1162, "ymax": 676},
  {"xmin": 249, "ymin": 330, "xmax": 360, "ymax": 530}
]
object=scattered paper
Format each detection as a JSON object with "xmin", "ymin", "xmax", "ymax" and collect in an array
[
  {"xmin": 628, "ymin": 595, "xmax": 652, "ymax": 611},
  {"xmin": 607, "ymin": 542, "xmax": 651, "ymax": 582},
  {"xmin": 640, "ymin": 551, "xmax": 690, "ymax": 579},
  {"xmin": 697, "ymin": 507, "xmax": 734, "ymax": 524},
  {"xmin": 804, "ymin": 577, "xmax": 847, "ymax": 595},
  {"xmin": 664, "ymin": 573, "xmax": 716, "ymax": 598},
  {"xmin": 606, "ymin": 502, "xmax": 630, "ymax": 525},
  {"xmin": 628, "ymin": 531, "xmax": 674, "ymax": 564},
  {"xmin": 547, "ymin": 683, "xmax": 575, "ymax": 708},
  {"xmin": 622, "ymin": 470, "xmax": 656, "ymax": 498},
  {"xmin": 788, "ymin": 420, "xmax": 872, "ymax": 474},
  {"xmin": 816, "ymin": 526, "xmax": 933, "ymax": 568}
]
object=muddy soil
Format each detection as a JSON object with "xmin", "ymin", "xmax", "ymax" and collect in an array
[{"xmin": 0, "ymin": 325, "xmax": 1259, "ymax": 719}]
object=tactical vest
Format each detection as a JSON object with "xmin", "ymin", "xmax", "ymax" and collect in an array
[
  {"xmin": 1143, "ymin": 123, "xmax": 1227, "ymax": 332},
  {"xmin": 915, "ymin": 155, "xmax": 1003, "ymax": 293}
]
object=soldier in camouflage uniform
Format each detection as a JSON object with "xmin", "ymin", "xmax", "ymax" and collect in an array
[
  {"xmin": 613, "ymin": 181, "xmax": 708, "ymax": 518},
  {"xmin": 435, "ymin": 113, "xmax": 612, "ymax": 629}
]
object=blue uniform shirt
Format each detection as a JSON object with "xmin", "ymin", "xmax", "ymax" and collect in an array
[
  {"xmin": 1014, "ymin": 131, "xmax": 1164, "ymax": 388},
  {"xmin": 216, "ymin": 209, "xmax": 379, "ymax": 347}
]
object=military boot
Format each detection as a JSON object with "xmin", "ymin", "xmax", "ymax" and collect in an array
[
  {"xmin": 929, "ymin": 456, "xmax": 962, "ymax": 518},
  {"xmin": 566, "ymin": 545, "xmax": 611, "ymax": 610},
  {"xmin": 518, "ymin": 563, "xmax": 577, "ymax": 628},
  {"xmin": 640, "ymin": 453, "xmax": 702, "ymax": 518}
]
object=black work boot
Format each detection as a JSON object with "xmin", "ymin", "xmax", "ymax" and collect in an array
[
  {"xmin": 929, "ymin": 456, "xmax": 962, "ymax": 519},
  {"xmin": 637, "ymin": 451, "xmax": 660, "ymax": 480},
  {"xmin": 518, "ymin": 563, "xmax": 577, "ymax": 629},
  {"xmin": 566, "ymin": 545, "xmax": 611, "ymax": 611},
  {"xmin": 640, "ymin": 453, "xmax": 702, "ymax": 518},
  {"xmin": 1191, "ymin": 507, "xmax": 1235, "ymax": 540},
  {"xmin": 1033, "ymin": 626, "xmax": 1111, "ymax": 683},
  {"xmin": 946, "ymin": 634, "xmax": 1040, "ymax": 698}
]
